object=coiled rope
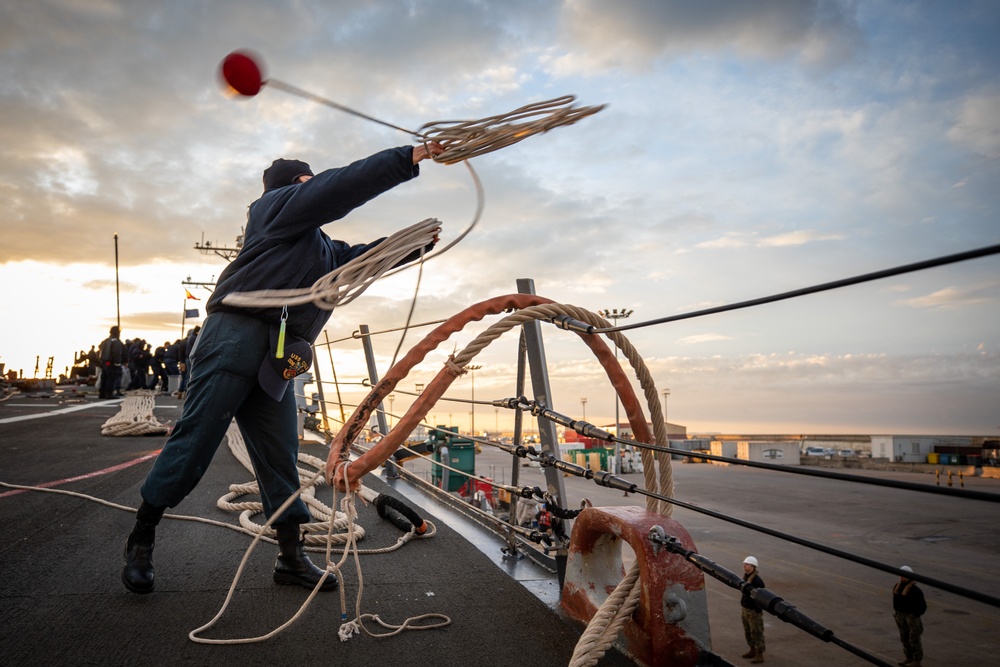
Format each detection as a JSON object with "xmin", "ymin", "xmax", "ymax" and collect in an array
[
  {"xmin": 264, "ymin": 73, "xmax": 605, "ymax": 166},
  {"xmin": 319, "ymin": 295, "xmax": 672, "ymax": 665},
  {"xmin": 222, "ymin": 92, "xmax": 603, "ymax": 313},
  {"xmin": 100, "ymin": 390, "xmax": 169, "ymax": 436},
  {"xmin": 222, "ymin": 217, "xmax": 442, "ymax": 310},
  {"xmin": 218, "ymin": 421, "xmax": 437, "ymax": 552},
  {"xmin": 416, "ymin": 95, "xmax": 606, "ymax": 165},
  {"xmin": 188, "ymin": 427, "xmax": 448, "ymax": 645}
]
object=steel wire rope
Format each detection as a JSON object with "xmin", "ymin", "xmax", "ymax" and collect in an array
[
  {"xmin": 503, "ymin": 394, "xmax": 1000, "ymax": 504},
  {"xmin": 601, "ymin": 432, "xmax": 1000, "ymax": 504},
  {"xmin": 491, "ymin": 395, "xmax": 1000, "ymax": 608},
  {"xmin": 350, "ymin": 439, "xmax": 545, "ymax": 540},
  {"xmin": 353, "ymin": 317, "xmax": 1000, "ymax": 663},
  {"xmin": 326, "ymin": 387, "xmax": 1000, "ymax": 605},
  {"xmin": 317, "ymin": 319, "xmax": 449, "ymax": 346},
  {"xmin": 497, "ymin": 441, "xmax": 1000, "ymax": 610},
  {"xmin": 304, "ymin": 257, "xmax": 1000, "ymax": 660},
  {"xmin": 649, "ymin": 529, "xmax": 896, "ymax": 667},
  {"xmin": 316, "ymin": 293, "xmax": 999, "ymax": 659},
  {"xmin": 563, "ymin": 242, "xmax": 1000, "ymax": 335}
]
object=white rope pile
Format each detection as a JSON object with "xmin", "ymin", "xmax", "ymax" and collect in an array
[
  {"xmin": 187, "ymin": 424, "xmax": 446, "ymax": 646},
  {"xmin": 100, "ymin": 390, "xmax": 170, "ymax": 436},
  {"xmin": 219, "ymin": 422, "xmax": 434, "ymax": 553}
]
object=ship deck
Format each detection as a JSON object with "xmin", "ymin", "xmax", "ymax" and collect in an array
[{"xmin": 3, "ymin": 389, "xmax": 1000, "ymax": 666}]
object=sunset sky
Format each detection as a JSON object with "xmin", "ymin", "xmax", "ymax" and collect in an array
[{"xmin": 1, "ymin": 1, "xmax": 997, "ymax": 436}]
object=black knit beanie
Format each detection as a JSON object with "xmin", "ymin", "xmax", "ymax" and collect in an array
[{"xmin": 262, "ymin": 158, "xmax": 313, "ymax": 191}]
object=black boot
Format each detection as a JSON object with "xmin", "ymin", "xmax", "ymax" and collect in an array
[
  {"xmin": 122, "ymin": 501, "xmax": 164, "ymax": 594},
  {"xmin": 122, "ymin": 520, "xmax": 156, "ymax": 594},
  {"xmin": 273, "ymin": 523, "xmax": 337, "ymax": 591}
]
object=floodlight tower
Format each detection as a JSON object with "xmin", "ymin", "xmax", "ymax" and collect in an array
[
  {"xmin": 597, "ymin": 308, "xmax": 633, "ymax": 473},
  {"xmin": 467, "ymin": 364, "xmax": 482, "ymax": 435}
]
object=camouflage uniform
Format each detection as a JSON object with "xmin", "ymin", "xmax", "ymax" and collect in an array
[
  {"xmin": 741, "ymin": 606, "xmax": 765, "ymax": 653},
  {"xmin": 893, "ymin": 578, "xmax": 926, "ymax": 664},
  {"xmin": 741, "ymin": 569, "xmax": 766, "ymax": 656}
]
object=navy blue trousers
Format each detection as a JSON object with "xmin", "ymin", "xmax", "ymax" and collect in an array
[{"xmin": 140, "ymin": 311, "xmax": 310, "ymax": 526}]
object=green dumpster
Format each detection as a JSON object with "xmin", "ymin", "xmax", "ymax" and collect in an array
[{"xmin": 432, "ymin": 438, "xmax": 475, "ymax": 492}]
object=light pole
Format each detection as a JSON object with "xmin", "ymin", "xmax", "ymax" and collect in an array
[
  {"xmin": 581, "ymin": 397, "xmax": 587, "ymax": 421},
  {"xmin": 388, "ymin": 394, "xmax": 395, "ymax": 429},
  {"xmin": 495, "ymin": 406, "xmax": 499, "ymax": 434},
  {"xmin": 414, "ymin": 383, "xmax": 424, "ymax": 436},
  {"xmin": 467, "ymin": 364, "xmax": 481, "ymax": 436},
  {"xmin": 598, "ymin": 308, "xmax": 633, "ymax": 473},
  {"xmin": 662, "ymin": 388, "xmax": 670, "ymax": 438}
]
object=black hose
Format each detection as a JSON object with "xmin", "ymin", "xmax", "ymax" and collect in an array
[{"xmin": 374, "ymin": 493, "xmax": 428, "ymax": 534}]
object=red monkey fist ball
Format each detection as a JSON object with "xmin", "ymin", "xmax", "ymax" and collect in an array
[{"xmin": 220, "ymin": 50, "xmax": 264, "ymax": 96}]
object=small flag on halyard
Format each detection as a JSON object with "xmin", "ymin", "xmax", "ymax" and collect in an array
[
  {"xmin": 185, "ymin": 289, "xmax": 200, "ymax": 300},
  {"xmin": 185, "ymin": 308, "xmax": 200, "ymax": 318}
]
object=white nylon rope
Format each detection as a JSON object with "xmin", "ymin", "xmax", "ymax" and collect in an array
[
  {"xmin": 100, "ymin": 390, "xmax": 170, "ymax": 436},
  {"xmin": 416, "ymin": 95, "xmax": 606, "ymax": 165},
  {"xmin": 220, "ymin": 93, "xmax": 601, "ymax": 313},
  {"xmin": 0, "ymin": 427, "xmax": 445, "ymax": 646},
  {"xmin": 188, "ymin": 427, "xmax": 447, "ymax": 645},
  {"xmin": 221, "ymin": 217, "xmax": 442, "ymax": 310},
  {"xmin": 220, "ymin": 421, "xmax": 437, "ymax": 552}
]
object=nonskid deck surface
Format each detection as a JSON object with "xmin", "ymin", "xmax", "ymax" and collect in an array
[
  {"xmin": 4, "ymin": 391, "xmax": 1000, "ymax": 666},
  {"xmin": 0, "ymin": 392, "xmax": 633, "ymax": 667}
]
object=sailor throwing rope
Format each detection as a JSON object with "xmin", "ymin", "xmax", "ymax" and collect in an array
[{"xmin": 121, "ymin": 141, "xmax": 443, "ymax": 595}]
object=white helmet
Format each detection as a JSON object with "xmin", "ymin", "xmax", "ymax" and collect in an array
[
  {"xmin": 743, "ymin": 556, "xmax": 758, "ymax": 567},
  {"xmin": 900, "ymin": 565, "xmax": 913, "ymax": 573}
]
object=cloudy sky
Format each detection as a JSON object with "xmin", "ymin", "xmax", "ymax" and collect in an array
[{"xmin": 1, "ymin": 0, "xmax": 997, "ymax": 436}]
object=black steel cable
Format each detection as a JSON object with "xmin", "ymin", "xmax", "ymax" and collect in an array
[
  {"xmin": 500, "ymin": 442, "xmax": 1000, "ymax": 610},
  {"xmin": 506, "ymin": 397, "xmax": 1000, "ymax": 504},
  {"xmin": 651, "ymin": 530, "xmax": 894, "ymax": 667},
  {"xmin": 552, "ymin": 242, "xmax": 1000, "ymax": 334}
]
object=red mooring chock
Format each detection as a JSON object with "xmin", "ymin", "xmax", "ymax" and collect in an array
[{"xmin": 561, "ymin": 506, "xmax": 711, "ymax": 667}]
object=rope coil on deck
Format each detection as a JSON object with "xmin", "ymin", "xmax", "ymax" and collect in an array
[
  {"xmin": 219, "ymin": 422, "xmax": 435, "ymax": 553},
  {"xmin": 99, "ymin": 390, "xmax": 169, "ymax": 436},
  {"xmin": 187, "ymin": 423, "xmax": 447, "ymax": 646}
]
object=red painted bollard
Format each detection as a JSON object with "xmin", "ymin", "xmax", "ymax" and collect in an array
[{"xmin": 561, "ymin": 506, "xmax": 711, "ymax": 666}]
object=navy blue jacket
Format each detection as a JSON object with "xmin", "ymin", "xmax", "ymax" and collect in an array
[
  {"xmin": 741, "ymin": 571, "xmax": 766, "ymax": 610},
  {"xmin": 208, "ymin": 146, "xmax": 420, "ymax": 342}
]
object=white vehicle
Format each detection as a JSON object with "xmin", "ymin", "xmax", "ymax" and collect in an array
[{"xmin": 804, "ymin": 446, "xmax": 827, "ymax": 457}]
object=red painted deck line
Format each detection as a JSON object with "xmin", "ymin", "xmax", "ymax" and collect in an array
[{"xmin": 0, "ymin": 450, "xmax": 161, "ymax": 499}]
